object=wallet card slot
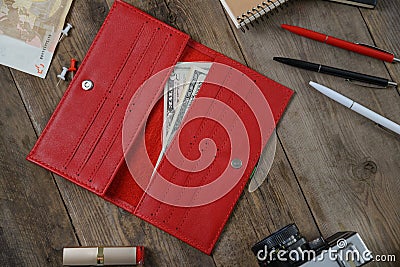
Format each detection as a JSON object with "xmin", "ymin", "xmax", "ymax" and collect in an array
[
  {"xmin": 69, "ymin": 28, "xmax": 189, "ymax": 193},
  {"xmin": 91, "ymin": 40, "xmax": 218, "ymax": 199},
  {"xmin": 63, "ymin": 22, "xmax": 147, "ymax": 170},
  {"xmin": 174, "ymin": 87, "xmax": 259, "ymax": 228},
  {"xmin": 98, "ymin": 41, "xmax": 219, "ymax": 207},
  {"xmin": 27, "ymin": 0, "xmax": 190, "ymax": 196},
  {"xmin": 66, "ymin": 26, "xmax": 159, "ymax": 175},
  {"xmin": 79, "ymin": 31, "xmax": 171, "ymax": 185},
  {"xmin": 88, "ymin": 51, "xmax": 180, "ymax": 193},
  {"xmin": 27, "ymin": 1, "xmax": 152, "ymax": 187}
]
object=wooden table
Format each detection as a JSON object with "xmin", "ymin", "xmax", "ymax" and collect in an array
[{"xmin": 1, "ymin": 0, "xmax": 399, "ymax": 266}]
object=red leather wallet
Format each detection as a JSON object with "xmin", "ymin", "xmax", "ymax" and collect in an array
[{"xmin": 27, "ymin": 0, "xmax": 293, "ymax": 254}]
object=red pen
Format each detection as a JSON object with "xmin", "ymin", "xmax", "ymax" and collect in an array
[{"xmin": 281, "ymin": 24, "xmax": 399, "ymax": 63}]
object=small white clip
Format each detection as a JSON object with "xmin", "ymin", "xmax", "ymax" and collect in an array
[
  {"xmin": 58, "ymin": 23, "xmax": 73, "ymax": 42},
  {"xmin": 56, "ymin": 67, "xmax": 69, "ymax": 87}
]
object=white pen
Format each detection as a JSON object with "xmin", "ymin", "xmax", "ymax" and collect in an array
[{"xmin": 309, "ymin": 81, "xmax": 400, "ymax": 135}]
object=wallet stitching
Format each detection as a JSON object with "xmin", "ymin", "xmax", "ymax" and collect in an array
[
  {"xmin": 57, "ymin": 18, "xmax": 187, "ymax": 194},
  {"xmin": 176, "ymin": 75, "xmax": 257, "ymax": 228},
  {"xmin": 204, "ymin": 98, "xmax": 273, "ymax": 252},
  {"xmin": 88, "ymin": 32, "xmax": 171, "ymax": 186},
  {"xmin": 165, "ymin": 73, "xmax": 258, "ymax": 228},
  {"xmin": 76, "ymin": 107, "xmax": 118, "ymax": 174},
  {"xmin": 28, "ymin": 0, "xmax": 191, "ymax": 194},
  {"xmin": 202, "ymin": 58, "xmax": 291, "ymax": 252},
  {"xmin": 135, "ymin": 69, "xmax": 234, "ymax": 234},
  {"xmin": 151, "ymin": 70, "xmax": 232, "ymax": 215},
  {"xmin": 110, "ymin": 197, "xmax": 212, "ymax": 253},
  {"xmin": 173, "ymin": 92, "xmax": 238, "ymax": 224},
  {"xmin": 65, "ymin": 24, "xmax": 146, "ymax": 170},
  {"xmin": 162, "ymin": 71, "xmax": 237, "ymax": 223},
  {"xmin": 117, "ymin": 0, "xmax": 188, "ymax": 39},
  {"xmin": 92, "ymin": 32, "xmax": 188, "ymax": 193},
  {"xmin": 63, "ymin": 21, "xmax": 146, "ymax": 170},
  {"xmin": 120, "ymin": 36, "xmax": 189, "ymax": 159},
  {"xmin": 203, "ymin": 62, "xmax": 292, "ymax": 252},
  {"xmin": 187, "ymin": 41, "xmax": 217, "ymax": 60},
  {"xmin": 29, "ymin": 2, "xmax": 121, "ymax": 192},
  {"xmin": 185, "ymin": 42, "xmax": 293, "ymax": 122},
  {"xmin": 75, "ymin": 27, "xmax": 158, "ymax": 176},
  {"xmin": 27, "ymin": 155, "xmax": 101, "ymax": 195},
  {"xmin": 29, "ymin": 146, "xmax": 213, "ymax": 254}
]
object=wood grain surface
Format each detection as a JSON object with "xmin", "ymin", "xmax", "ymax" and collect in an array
[
  {"xmin": 0, "ymin": 66, "xmax": 78, "ymax": 266},
  {"xmin": 1, "ymin": 0, "xmax": 399, "ymax": 266}
]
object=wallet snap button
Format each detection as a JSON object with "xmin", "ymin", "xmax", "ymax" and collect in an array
[
  {"xmin": 231, "ymin": 159, "xmax": 242, "ymax": 169},
  {"xmin": 82, "ymin": 80, "xmax": 94, "ymax": 90}
]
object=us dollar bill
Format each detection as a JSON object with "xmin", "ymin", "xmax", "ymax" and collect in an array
[
  {"xmin": 164, "ymin": 65, "xmax": 209, "ymax": 148},
  {"xmin": 163, "ymin": 62, "xmax": 211, "ymax": 148}
]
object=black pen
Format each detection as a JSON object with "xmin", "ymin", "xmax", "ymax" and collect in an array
[{"xmin": 273, "ymin": 57, "xmax": 397, "ymax": 88}]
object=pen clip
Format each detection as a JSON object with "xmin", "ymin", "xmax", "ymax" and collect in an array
[
  {"xmin": 355, "ymin": 42, "xmax": 394, "ymax": 55},
  {"xmin": 345, "ymin": 79, "xmax": 389, "ymax": 89}
]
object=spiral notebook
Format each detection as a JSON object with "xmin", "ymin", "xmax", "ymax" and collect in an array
[{"xmin": 220, "ymin": 0, "xmax": 289, "ymax": 30}]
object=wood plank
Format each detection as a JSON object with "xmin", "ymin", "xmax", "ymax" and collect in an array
[
  {"xmin": 225, "ymin": 0, "xmax": 400, "ymax": 265},
  {"xmin": 0, "ymin": 65, "xmax": 78, "ymax": 266},
  {"xmin": 360, "ymin": 1, "xmax": 400, "ymax": 95},
  {"xmin": 11, "ymin": 0, "xmax": 319, "ymax": 266},
  {"xmin": 355, "ymin": 1, "xmax": 400, "ymax": 263}
]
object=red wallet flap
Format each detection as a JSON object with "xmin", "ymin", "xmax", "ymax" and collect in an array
[
  {"xmin": 27, "ymin": 0, "xmax": 294, "ymax": 255},
  {"xmin": 27, "ymin": 0, "xmax": 190, "ymax": 195},
  {"xmin": 128, "ymin": 60, "xmax": 290, "ymax": 254}
]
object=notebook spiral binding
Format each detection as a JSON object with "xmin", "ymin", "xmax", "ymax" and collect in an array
[{"xmin": 237, "ymin": 0, "xmax": 290, "ymax": 32}]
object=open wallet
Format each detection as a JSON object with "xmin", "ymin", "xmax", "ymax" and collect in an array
[{"xmin": 27, "ymin": 0, "xmax": 293, "ymax": 254}]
